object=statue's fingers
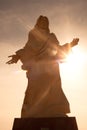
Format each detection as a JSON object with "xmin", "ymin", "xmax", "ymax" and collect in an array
[
  {"xmin": 8, "ymin": 55, "xmax": 15, "ymax": 58},
  {"xmin": 6, "ymin": 60, "xmax": 12, "ymax": 64},
  {"xmin": 77, "ymin": 38, "xmax": 79, "ymax": 42},
  {"xmin": 75, "ymin": 38, "xmax": 79, "ymax": 42},
  {"xmin": 6, "ymin": 60, "xmax": 13, "ymax": 64},
  {"xmin": 6, "ymin": 61, "xmax": 11, "ymax": 64}
]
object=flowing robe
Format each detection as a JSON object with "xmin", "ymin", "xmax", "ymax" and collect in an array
[{"xmin": 16, "ymin": 27, "xmax": 71, "ymax": 117}]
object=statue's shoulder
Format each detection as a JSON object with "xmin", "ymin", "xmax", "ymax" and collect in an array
[
  {"xmin": 28, "ymin": 28, "xmax": 34, "ymax": 37},
  {"xmin": 50, "ymin": 32, "xmax": 55, "ymax": 36},
  {"xmin": 49, "ymin": 32, "xmax": 57, "ymax": 39},
  {"xmin": 47, "ymin": 32, "xmax": 60, "ymax": 47},
  {"xmin": 48, "ymin": 32, "xmax": 58, "ymax": 43}
]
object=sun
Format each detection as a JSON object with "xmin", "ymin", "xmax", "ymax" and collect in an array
[{"xmin": 60, "ymin": 46, "xmax": 86, "ymax": 74}]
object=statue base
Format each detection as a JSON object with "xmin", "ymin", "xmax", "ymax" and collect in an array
[{"xmin": 12, "ymin": 117, "xmax": 78, "ymax": 130}]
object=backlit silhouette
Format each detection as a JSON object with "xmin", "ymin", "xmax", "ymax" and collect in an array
[{"xmin": 7, "ymin": 15, "xmax": 79, "ymax": 118}]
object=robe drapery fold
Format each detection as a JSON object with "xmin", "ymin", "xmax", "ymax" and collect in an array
[{"xmin": 16, "ymin": 27, "xmax": 71, "ymax": 117}]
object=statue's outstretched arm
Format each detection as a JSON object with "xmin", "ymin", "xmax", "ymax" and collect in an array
[
  {"xmin": 70, "ymin": 38, "xmax": 79, "ymax": 47},
  {"xmin": 55, "ymin": 38, "xmax": 79, "ymax": 61},
  {"xmin": 6, "ymin": 54, "xmax": 20, "ymax": 64},
  {"xmin": 61, "ymin": 38, "xmax": 79, "ymax": 50},
  {"xmin": 6, "ymin": 48, "xmax": 25, "ymax": 65}
]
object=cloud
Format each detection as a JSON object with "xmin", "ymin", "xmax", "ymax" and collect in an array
[
  {"xmin": 0, "ymin": 0, "xmax": 87, "ymax": 43},
  {"xmin": 0, "ymin": 13, "xmax": 28, "ymax": 43}
]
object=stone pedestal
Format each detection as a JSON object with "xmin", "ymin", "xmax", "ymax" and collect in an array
[{"xmin": 12, "ymin": 117, "xmax": 78, "ymax": 130}]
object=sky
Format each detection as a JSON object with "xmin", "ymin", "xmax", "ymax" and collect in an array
[{"xmin": 0, "ymin": 0, "xmax": 87, "ymax": 130}]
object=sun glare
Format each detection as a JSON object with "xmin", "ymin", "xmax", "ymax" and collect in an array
[
  {"xmin": 67, "ymin": 47, "xmax": 84, "ymax": 67},
  {"xmin": 61, "ymin": 46, "xmax": 86, "ymax": 74}
]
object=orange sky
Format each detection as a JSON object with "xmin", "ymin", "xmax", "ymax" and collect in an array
[{"xmin": 0, "ymin": 0, "xmax": 87, "ymax": 130}]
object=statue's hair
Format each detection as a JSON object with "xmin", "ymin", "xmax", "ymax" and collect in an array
[{"xmin": 35, "ymin": 15, "xmax": 50, "ymax": 32}]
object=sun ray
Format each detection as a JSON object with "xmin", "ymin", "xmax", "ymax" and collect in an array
[{"xmin": 60, "ymin": 46, "xmax": 87, "ymax": 76}]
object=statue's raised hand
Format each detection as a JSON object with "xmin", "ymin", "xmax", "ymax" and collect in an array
[
  {"xmin": 70, "ymin": 38, "xmax": 79, "ymax": 47},
  {"xmin": 6, "ymin": 54, "xmax": 19, "ymax": 64}
]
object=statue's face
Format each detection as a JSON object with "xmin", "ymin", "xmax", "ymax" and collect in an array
[
  {"xmin": 36, "ymin": 16, "xmax": 49, "ymax": 30},
  {"xmin": 39, "ymin": 19, "xmax": 48, "ymax": 29}
]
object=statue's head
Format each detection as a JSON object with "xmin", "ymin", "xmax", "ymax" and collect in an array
[{"xmin": 35, "ymin": 15, "xmax": 50, "ymax": 32}]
